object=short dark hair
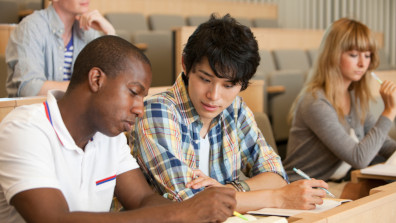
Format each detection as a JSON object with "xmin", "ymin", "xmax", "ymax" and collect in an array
[
  {"xmin": 182, "ymin": 14, "xmax": 260, "ymax": 91},
  {"xmin": 68, "ymin": 35, "xmax": 151, "ymax": 90}
]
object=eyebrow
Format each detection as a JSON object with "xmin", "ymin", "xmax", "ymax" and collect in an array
[{"xmin": 197, "ymin": 69, "xmax": 233, "ymax": 83}]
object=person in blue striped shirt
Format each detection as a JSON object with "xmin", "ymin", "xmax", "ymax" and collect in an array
[{"xmin": 6, "ymin": 0, "xmax": 115, "ymax": 97}]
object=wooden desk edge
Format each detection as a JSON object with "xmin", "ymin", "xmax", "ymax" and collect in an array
[
  {"xmin": 290, "ymin": 182, "xmax": 396, "ymax": 222},
  {"xmin": 267, "ymin": 85, "xmax": 285, "ymax": 94},
  {"xmin": 351, "ymin": 169, "xmax": 396, "ymax": 183}
]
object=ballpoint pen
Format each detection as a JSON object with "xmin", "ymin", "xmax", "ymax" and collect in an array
[
  {"xmin": 233, "ymin": 211, "xmax": 249, "ymax": 221},
  {"xmin": 293, "ymin": 167, "xmax": 336, "ymax": 198},
  {"xmin": 371, "ymin": 72, "xmax": 383, "ymax": 84}
]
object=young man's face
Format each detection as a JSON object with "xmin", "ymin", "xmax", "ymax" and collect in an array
[
  {"xmin": 186, "ymin": 57, "xmax": 242, "ymax": 126},
  {"xmin": 93, "ymin": 58, "xmax": 152, "ymax": 137}
]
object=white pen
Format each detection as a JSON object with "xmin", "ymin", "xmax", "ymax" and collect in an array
[
  {"xmin": 371, "ymin": 72, "xmax": 383, "ymax": 84},
  {"xmin": 293, "ymin": 167, "xmax": 336, "ymax": 198}
]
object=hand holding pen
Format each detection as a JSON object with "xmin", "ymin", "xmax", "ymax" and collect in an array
[
  {"xmin": 293, "ymin": 167, "xmax": 335, "ymax": 198},
  {"xmin": 372, "ymin": 72, "xmax": 396, "ymax": 121}
]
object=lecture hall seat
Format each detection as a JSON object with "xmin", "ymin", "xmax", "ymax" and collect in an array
[
  {"xmin": 252, "ymin": 18, "xmax": 279, "ymax": 28},
  {"xmin": 0, "ymin": 55, "xmax": 8, "ymax": 97},
  {"xmin": 186, "ymin": 15, "xmax": 209, "ymax": 26},
  {"xmin": 105, "ymin": 12, "xmax": 148, "ymax": 42},
  {"xmin": 0, "ymin": 1, "xmax": 19, "ymax": 24}
]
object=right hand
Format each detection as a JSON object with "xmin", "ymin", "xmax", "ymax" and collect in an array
[
  {"xmin": 380, "ymin": 80, "xmax": 396, "ymax": 121},
  {"xmin": 274, "ymin": 179, "xmax": 327, "ymax": 210},
  {"xmin": 182, "ymin": 187, "xmax": 236, "ymax": 222},
  {"xmin": 75, "ymin": 10, "xmax": 115, "ymax": 35},
  {"xmin": 186, "ymin": 169, "xmax": 225, "ymax": 189}
]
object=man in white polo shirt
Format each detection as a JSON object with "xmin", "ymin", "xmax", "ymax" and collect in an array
[{"xmin": 0, "ymin": 35, "xmax": 236, "ymax": 223}]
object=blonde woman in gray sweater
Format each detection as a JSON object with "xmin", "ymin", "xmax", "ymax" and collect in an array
[{"xmin": 284, "ymin": 18, "xmax": 396, "ymax": 184}]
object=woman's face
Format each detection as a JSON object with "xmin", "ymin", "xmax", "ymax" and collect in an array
[{"xmin": 340, "ymin": 50, "xmax": 371, "ymax": 84}]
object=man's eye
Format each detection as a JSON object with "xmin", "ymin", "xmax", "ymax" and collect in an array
[{"xmin": 200, "ymin": 77, "xmax": 210, "ymax": 82}]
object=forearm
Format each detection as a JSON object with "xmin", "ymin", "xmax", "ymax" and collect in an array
[
  {"xmin": 233, "ymin": 172, "xmax": 287, "ymax": 213},
  {"xmin": 244, "ymin": 172, "xmax": 287, "ymax": 191},
  {"xmin": 138, "ymin": 193, "xmax": 173, "ymax": 208},
  {"xmin": 37, "ymin": 81, "xmax": 70, "ymax": 96},
  {"xmin": 39, "ymin": 205, "xmax": 189, "ymax": 223},
  {"xmin": 235, "ymin": 190, "xmax": 281, "ymax": 213}
]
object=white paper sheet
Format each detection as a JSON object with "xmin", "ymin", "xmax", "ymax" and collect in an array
[{"xmin": 247, "ymin": 199, "xmax": 350, "ymax": 217}]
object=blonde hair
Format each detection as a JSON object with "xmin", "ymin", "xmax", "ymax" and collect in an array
[{"xmin": 289, "ymin": 18, "xmax": 379, "ymax": 124}]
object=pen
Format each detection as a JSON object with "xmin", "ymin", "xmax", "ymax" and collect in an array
[
  {"xmin": 293, "ymin": 167, "xmax": 336, "ymax": 198},
  {"xmin": 371, "ymin": 72, "xmax": 383, "ymax": 84},
  {"xmin": 233, "ymin": 211, "xmax": 249, "ymax": 221}
]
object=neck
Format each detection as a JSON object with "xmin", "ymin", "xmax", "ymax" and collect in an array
[
  {"xmin": 57, "ymin": 92, "xmax": 95, "ymax": 150},
  {"xmin": 200, "ymin": 119, "xmax": 212, "ymax": 138},
  {"xmin": 53, "ymin": 3, "xmax": 75, "ymax": 44}
]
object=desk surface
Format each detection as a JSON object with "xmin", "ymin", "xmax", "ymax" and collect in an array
[
  {"xmin": 351, "ymin": 168, "xmax": 396, "ymax": 183},
  {"xmin": 289, "ymin": 181, "xmax": 396, "ymax": 222}
]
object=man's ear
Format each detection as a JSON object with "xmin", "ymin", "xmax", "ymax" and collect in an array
[{"xmin": 88, "ymin": 67, "xmax": 106, "ymax": 92}]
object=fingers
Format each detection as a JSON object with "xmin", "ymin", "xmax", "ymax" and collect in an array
[
  {"xmin": 280, "ymin": 180, "xmax": 326, "ymax": 209},
  {"xmin": 210, "ymin": 188, "xmax": 236, "ymax": 219},
  {"xmin": 307, "ymin": 179, "xmax": 329, "ymax": 190},
  {"xmin": 186, "ymin": 170, "xmax": 223, "ymax": 189},
  {"xmin": 76, "ymin": 10, "xmax": 111, "ymax": 33},
  {"xmin": 186, "ymin": 177, "xmax": 207, "ymax": 189},
  {"xmin": 380, "ymin": 80, "xmax": 396, "ymax": 119},
  {"xmin": 190, "ymin": 187, "xmax": 236, "ymax": 222}
]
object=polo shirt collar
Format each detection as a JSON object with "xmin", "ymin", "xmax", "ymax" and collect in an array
[{"xmin": 46, "ymin": 90, "xmax": 93, "ymax": 153}]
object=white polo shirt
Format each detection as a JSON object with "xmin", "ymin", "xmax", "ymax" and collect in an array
[{"xmin": 0, "ymin": 91, "xmax": 139, "ymax": 223}]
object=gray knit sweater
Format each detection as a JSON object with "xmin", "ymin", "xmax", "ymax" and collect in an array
[{"xmin": 283, "ymin": 90, "xmax": 396, "ymax": 182}]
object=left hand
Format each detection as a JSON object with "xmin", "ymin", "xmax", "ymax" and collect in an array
[
  {"xmin": 75, "ymin": 10, "xmax": 115, "ymax": 35},
  {"xmin": 186, "ymin": 169, "xmax": 224, "ymax": 189}
]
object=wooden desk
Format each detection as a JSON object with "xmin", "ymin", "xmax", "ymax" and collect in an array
[
  {"xmin": 289, "ymin": 182, "xmax": 396, "ymax": 222},
  {"xmin": 351, "ymin": 169, "xmax": 396, "ymax": 183}
]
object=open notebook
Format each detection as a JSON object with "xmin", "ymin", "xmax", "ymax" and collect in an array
[
  {"xmin": 361, "ymin": 151, "xmax": 396, "ymax": 177},
  {"xmin": 247, "ymin": 199, "xmax": 350, "ymax": 218},
  {"xmin": 224, "ymin": 215, "xmax": 287, "ymax": 223}
]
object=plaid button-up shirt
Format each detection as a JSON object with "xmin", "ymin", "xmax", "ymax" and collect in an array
[{"xmin": 131, "ymin": 73, "xmax": 287, "ymax": 201}]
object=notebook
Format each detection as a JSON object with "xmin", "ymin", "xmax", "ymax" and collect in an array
[
  {"xmin": 247, "ymin": 199, "xmax": 350, "ymax": 217},
  {"xmin": 361, "ymin": 151, "xmax": 396, "ymax": 177},
  {"xmin": 224, "ymin": 215, "xmax": 287, "ymax": 223}
]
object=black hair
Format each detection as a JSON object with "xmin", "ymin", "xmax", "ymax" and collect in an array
[
  {"xmin": 182, "ymin": 13, "xmax": 260, "ymax": 91},
  {"xmin": 68, "ymin": 35, "xmax": 151, "ymax": 90}
]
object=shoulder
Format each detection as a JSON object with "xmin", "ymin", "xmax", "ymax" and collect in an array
[
  {"xmin": 2, "ymin": 103, "xmax": 46, "ymax": 126},
  {"xmin": 145, "ymin": 92, "xmax": 179, "ymax": 112},
  {"xmin": 300, "ymin": 90, "xmax": 330, "ymax": 107},
  {"xmin": 18, "ymin": 9, "xmax": 50, "ymax": 31},
  {"xmin": 0, "ymin": 104, "xmax": 51, "ymax": 146},
  {"xmin": 296, "ymin": 90, "xmax": 334, "ymax": 115},
  {"xmin": 12, "ymin": 10, "xmax": 51, "ymax": 44},
  {"xmin": 224, "ymin": 96, "xmax": 254, "ymax": 122}
]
